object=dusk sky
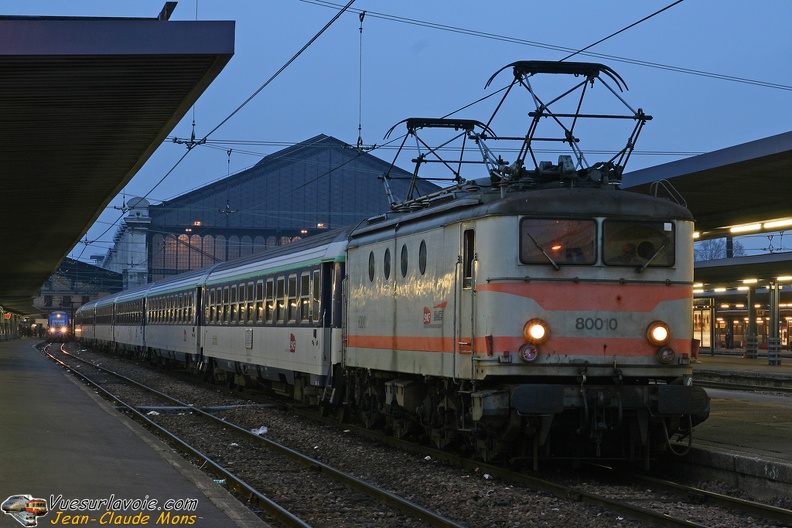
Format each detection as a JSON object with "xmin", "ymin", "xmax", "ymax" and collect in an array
[{"xmin": 5, "ymin": 1, "xmax": 791, "ymax": 259}]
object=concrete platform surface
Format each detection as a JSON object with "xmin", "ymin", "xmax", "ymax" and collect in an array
[{"xmin": 0, "ymin": 339, "xmax": 268, "ymax": 528}]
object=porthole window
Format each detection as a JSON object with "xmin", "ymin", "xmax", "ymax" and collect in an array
[
  {"xmin": 384, "ymin": 248, "xmax": 391, "ymax": 280},
  {"xmin": 419, "ymin": 240, "xmax": 427, "ymax": 275},
  {"xmin": 368, "ymin": 251, "xmax": 375, "ymax": 282},
  {"xmin": 400, "ymin": 244, "xmax": 408, "ymax": 278}
]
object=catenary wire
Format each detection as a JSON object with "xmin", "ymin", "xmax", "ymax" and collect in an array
[{"xmin": 72, "ymin": 1, "xmax": 356, "ymax": 262}]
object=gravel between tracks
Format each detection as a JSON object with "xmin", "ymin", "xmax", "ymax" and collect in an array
[{"xmin": 60, "ymin": 343, "xmax": 788, "ymax": 528}]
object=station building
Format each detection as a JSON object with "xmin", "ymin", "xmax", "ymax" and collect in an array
[{"xmin": 99, "ymin": 134, "xmax": 438, "ymax": 289}]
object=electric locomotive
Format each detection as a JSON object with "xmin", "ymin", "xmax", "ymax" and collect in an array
[
  {"xmin": 75, "ymin": 60, "xmax": 709, "ymax": 467},
  {"xmin": 341, "ymin": 61, "xmax": 709, "ymax": 465},
  {"xmin": 47, "ymin": 310, "xmax": 70, "ymax": 342}
]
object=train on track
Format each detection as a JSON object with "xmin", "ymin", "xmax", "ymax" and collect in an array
[
  {"xmin": 76, "ymin": 61, "xmax": 709, "ymax": 467},
  {"xmin": 47, "ymin": 310, "xmax": 70, "ymax": 342}
]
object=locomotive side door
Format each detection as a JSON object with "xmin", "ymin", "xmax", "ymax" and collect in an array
[{"xmin": 455, "ymin": 225, "xmax": 476, "ymax": 379}]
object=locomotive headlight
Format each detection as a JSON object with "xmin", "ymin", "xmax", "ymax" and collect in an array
[
  {"xmin": 646, "ymin": 321, "xmax": 671, "ymax": 346},
  {"xmin": 523, "ymin": 318, "xmax": 549, "ymax": 344}
]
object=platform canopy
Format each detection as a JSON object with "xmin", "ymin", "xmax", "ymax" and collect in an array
[
  {"xmin": 623, "ymin": 131, "xmax": 792, "ymax": 289},
  {"xmin": 0, "ymin": 13, "xmax": 234, "ymax": 314},
  {"xmin": 623, "ymin": 131, "xmax": 792, "ymax": 240}
]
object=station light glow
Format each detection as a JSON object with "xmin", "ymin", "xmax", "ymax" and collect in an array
[
  {"xmin": 729, "ymin": 223, "xmax": 762, "ymax": 233},
  {"xmin": 763, "ymin": 219, "xmax": 792, "ymax": 229}
]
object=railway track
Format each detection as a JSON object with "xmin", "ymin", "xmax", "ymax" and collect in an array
[
  {"xmin": 42, "ymin": 343, "xmax": 463, "ymax": 528},
  {"xmin": 321, "ymin": 417, "xmax": 792, "ymax": 528},
  {"xmin": 43, "ymin": 342, "xmax": 792, "ymax": 527}
]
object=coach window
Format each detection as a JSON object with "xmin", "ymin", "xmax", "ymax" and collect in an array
[
  {"xmin": 239, "ymin": 283, "xmax": 247, "ymax": 324},
  {"xmin": 231, "ymin": 285, "xmax": 239, "ymax": 323},
  {"xmin": 288, "ymin": 274, "xmax": 298, "ymax": 322},
  {"xmin": 519, "ymin": 218, "xmax": 596, "ymax": 265},
  {"xmin": 247, "ymin": 282, "xmax": 255, "ymax": 323},
  {"xmin": 206, "ymin": 288, "xmax": 214, "ymax": 323},
  {"xmin": 312, "ymin": 269, "xmax": 321, "ymax": 323},
  {"xmin": 384, "ymin": 248, "xmax": 391, "ymax": 280},
  {"xmin": 368, "ymin": 251, "xmax": 375, "ymax": 282},
  {"xmin": 255, "ymin": 280, "xmax": 264, "ymax": 324},
  {"xmin": 300, "ymin": 272, "xmax": 311, "ymax": 322},
  {"xmin": 276, "ymin": 277, "xmax": 286, "ymax": 323},
  {"xmin": 266, "ymin": 278, "xmax": 275, "ymax": 324},
  {"xmin": 222, "ymin": 286, "xmax": 230, "ymax": 324},
  {"xmin": 419, "ymin": 240, "xmax": 427, "ymax": 275}
]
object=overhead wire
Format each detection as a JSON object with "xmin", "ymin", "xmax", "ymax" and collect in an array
[
  {"xmin": 73, "ymin": 0, "xmax": 356, "ymax": 262},
  {"xmin": 76, "ymin": 0, "xmax": 782, "ymax": 262},
  {"xmin": 301, "ymin": 0, "xmax": 792, "ymax": 92}
]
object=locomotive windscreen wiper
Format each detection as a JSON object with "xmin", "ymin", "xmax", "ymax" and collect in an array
[
  {"xmin": 524, "ymin": 230, "xmax": 560, "ymax": 270},
  {"xmin": 637, "ymin": 239, "xmax": 669, "ymax": 273}
]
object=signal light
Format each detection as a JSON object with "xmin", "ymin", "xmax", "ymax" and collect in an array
[
  {"xmin": 519, "ymin": 344, "xmax": 539, "ymax": 362},
  {"xmin": 656, "ymin": 346, "xmax": 676, "ymax": 364}
]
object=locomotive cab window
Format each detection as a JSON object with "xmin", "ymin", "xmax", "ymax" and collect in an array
[
  {"xmin": 603, "ymin": 220, "xmax": 675, "ymax": 267},
  {"xmin": 519, "ymin": 219, "xmax": 596, "ymax": 265}
]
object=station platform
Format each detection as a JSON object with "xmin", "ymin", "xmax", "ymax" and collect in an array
[
  {"xmin": 676, "ymin": 349, "xmax": 792, "ymax": 500},
  {"xmin": 0, "ymin": 338, "xmax": 268, "ymax": 528},
  {"xmin": 693, "ymin": 348, "xmax": 792, "ymax": 387}
]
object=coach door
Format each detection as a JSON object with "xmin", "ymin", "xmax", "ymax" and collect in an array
[{"xmin": 455, "ymin": 226, "xmax": 476, "ymax": 379}]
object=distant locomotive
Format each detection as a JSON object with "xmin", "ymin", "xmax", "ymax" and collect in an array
[
  {"xmin": 76, "ymin": 61, "xmax": 709, "ymax": 467},
  {"xmin": 47, "ymin": 311, "xmax": 70, "ymax": 342}
]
